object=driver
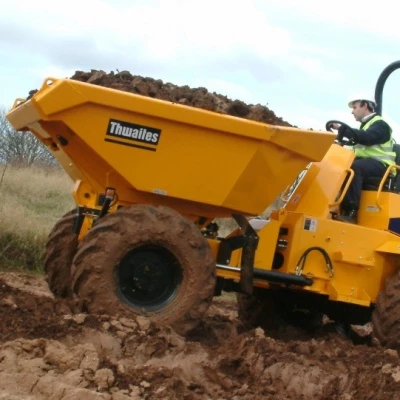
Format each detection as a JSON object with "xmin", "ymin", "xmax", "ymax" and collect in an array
[{"xmin": 330, "ymin": 97, "xmax": 395, "ymax": 224}]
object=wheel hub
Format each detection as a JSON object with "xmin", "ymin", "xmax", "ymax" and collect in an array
[{"xmin": 116, "ymin": 245, "xmax": 182, "ymax": 311}]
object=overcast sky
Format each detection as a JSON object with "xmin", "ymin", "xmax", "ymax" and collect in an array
[{"xmin": 1, "ymin": 0, "xmax": 400, "ymax": 138}]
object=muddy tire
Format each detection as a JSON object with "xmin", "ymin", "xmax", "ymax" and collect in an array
[
  {"xmin": 71, "ymin": 205, "xmax": 216, "ymax": 335},
  {"xmin": 44, "ymin": 209, "xmax": 78, "ymax": 298},
  {"xmin": 372, "ymin": 269, "xmax": 400, "ymax": 350}
]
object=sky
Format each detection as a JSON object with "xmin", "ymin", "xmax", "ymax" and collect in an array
[{"xmin": 1, "ymin": 0, "xmax": 400, "ymax": 139}]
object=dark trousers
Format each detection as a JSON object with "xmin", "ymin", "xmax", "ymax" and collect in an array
[{"xmin": 342, "ymin": 157, "xmax": 387, "ymax": 211}]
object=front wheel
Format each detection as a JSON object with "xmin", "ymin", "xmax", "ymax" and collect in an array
[{"xmin": 70, "ymin": 205, "xmax": 216, "ymax": 335}]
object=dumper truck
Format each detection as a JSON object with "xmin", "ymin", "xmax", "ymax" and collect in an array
[{"xmin": 6, "ymin": 61, "xmax": 400, "ymax": 349}]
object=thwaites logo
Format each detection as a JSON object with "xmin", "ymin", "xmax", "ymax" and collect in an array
[{"xmin": 106, "ymin": 119, "xmax": 161, "ymax": 148}]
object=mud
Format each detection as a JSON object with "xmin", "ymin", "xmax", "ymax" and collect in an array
[
  {"xmin": 66, "ymin": 69, "xmax": 291, "ymax": 127},
  {"xmin": 1, "ymin": 272, "xmax": 400, "ymax": 400}
]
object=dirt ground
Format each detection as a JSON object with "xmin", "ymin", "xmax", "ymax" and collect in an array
[{"xmin": 1, "ymin": 272, "xmax": 400, "ymax": 400}]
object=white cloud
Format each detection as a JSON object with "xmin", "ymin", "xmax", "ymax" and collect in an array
[
  {"xmin": 1, "ymin": 0, "xmax": 399, "ymax": 133},
  {"xmin": 0, "ymin": 0, "xmax": 327, "ymax": 82},
  {"xmin": 269, "ymin": 0, "xmax": 400, "ymax": 39}
]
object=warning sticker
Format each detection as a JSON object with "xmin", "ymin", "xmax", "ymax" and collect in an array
[{"xmin": 304, "ymin": 217, "xmax": 317, "ymax": 232}]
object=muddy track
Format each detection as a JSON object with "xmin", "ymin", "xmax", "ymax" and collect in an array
[{"xmin": 1, "ymin": 271, "xmax": 400, "ymax": 399}]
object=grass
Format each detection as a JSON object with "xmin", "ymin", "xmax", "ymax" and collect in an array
[{"xmin": 0, "ymin": 165, "xmax": 74, "ymax": 272}]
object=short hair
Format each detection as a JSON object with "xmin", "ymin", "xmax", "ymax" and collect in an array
[{"xmin": 360, "ymin": 100, "xmax": 375, "ymax": 112}]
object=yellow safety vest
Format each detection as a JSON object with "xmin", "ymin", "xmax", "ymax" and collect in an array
[{"xmin": 354, "ymin": 115, "xmax": 395, "ymax": 167}]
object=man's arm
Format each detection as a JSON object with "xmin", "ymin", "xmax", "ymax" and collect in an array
[{"xmin": 338, "ymin": 120, "xmax": 391, "ymax": 146}]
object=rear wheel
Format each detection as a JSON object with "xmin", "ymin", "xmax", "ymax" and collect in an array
[
  {"xmin": 44, "ymin": 209, "xmax": 78, "ymax": 298},
  {"xmin": 71, "ymin": 205, "xmax": 216, "ymax": 335},
  {"xmin": 372, "ymin": 268, "xmax": 400, "ymax": 350}
]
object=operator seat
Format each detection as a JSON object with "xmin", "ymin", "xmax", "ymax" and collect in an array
[{"xmin": 362, "ymin": 143, "xmax": 400, "ymax": 193}]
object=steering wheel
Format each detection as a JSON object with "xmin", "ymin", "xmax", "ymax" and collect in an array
[{"xmin": 325, "ymin": 120, "xmax": 355, "ymax": 146}]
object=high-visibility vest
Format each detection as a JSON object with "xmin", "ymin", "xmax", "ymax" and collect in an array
[{"xmin": 354, "ymin": 115, "xmax": 395, "ymax": 167}]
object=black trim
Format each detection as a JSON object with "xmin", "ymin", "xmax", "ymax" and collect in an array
[
  {"xmin": 280, "ymin": 227, "xmax": 289, "ymax": 235},
  {"xmin": 73, "ymin": 206, "xmax": 101, "ymax": 235},
  {"xmin": 105, "ymin": 138, "xmax": 157, "ymax": 152},
  {"xmin": 232, "ymin": 214, "xmax": 259, "ymax": 295},
  {"xmin": 73, "ymin": 207, "xmax": 85, "ymax": 235},
  {"xmin": 375, "ymin": 61, "xmax": 400, "ymax": 116},
  {"xmin": 57, "ymin": 135, "xmax": 69, "ymax": 146},
  {"xmin": 253, "ymin": 269, "xmax": 313, "ymax": 286},
  {"xmin": 216, "ymin": 236, "xmax": 245, "ymax": 264},
  {"xmin": 216, "ymin": 214, "xmax": 260, "ymax": 295},
  {"xmin": 215, "ymin": 267, "xmax": 313, "ymax": 288},
  {"xmin": 389, "ymin": 218, "xmax": 400, "ymax": 235}
]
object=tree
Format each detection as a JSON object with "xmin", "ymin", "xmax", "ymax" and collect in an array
[{"xmin": 0, "ymin": 108, "xmax": 56, "ymax": 166}]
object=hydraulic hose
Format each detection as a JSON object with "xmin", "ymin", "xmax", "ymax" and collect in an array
[{"xmin": 295, "ymin": 246, "xmax": 334, "ymax": 278}]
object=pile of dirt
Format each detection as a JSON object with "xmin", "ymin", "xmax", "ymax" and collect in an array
[
  {"xmin": 1, "ymin": 272, "xmax": 400, "ymax": 400},
  {"xmin": 69, "ymin": 69, "xmax": 292, "ymax": 127}
]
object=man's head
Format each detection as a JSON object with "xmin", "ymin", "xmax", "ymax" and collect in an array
[{"xmin": 348, "ymin": 98, "xmax": 376, "ymax": 122}]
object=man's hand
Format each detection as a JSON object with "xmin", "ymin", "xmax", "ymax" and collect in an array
[{"xmin": 339, "ymin": 125, "xmax": 358, "ymax": 143}]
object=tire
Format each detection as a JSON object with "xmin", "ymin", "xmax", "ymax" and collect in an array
[
  {"xmin": 70, "ymin": 204, "xmax": 216, "ymax": 335},
  {"xmin": 44, "ymin": 209, "xmax": 78, "ymax": 298},
  {"xmin": 372, "ymin": 269, "xmax": 400, "ymax": 350}
]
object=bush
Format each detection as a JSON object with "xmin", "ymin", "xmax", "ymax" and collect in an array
[
  {"xmin": 0, "ymin": 108, "xmax": 56, "ymax": 167},
  {"xmin": 0, "ymin": 165, "xmax": 74, "ymax": 271}
]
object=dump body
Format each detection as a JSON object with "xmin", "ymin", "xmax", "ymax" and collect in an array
[{"xmin": 7, "ymin": 78, "xmax": 335, "ymax": 219}]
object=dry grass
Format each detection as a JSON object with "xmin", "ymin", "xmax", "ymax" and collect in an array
[{"xmin": 0, "ymin": 165, "xmax": 74, "ymax": 271}]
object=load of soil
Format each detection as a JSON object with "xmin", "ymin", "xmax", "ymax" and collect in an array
[
  {"xmin": 1, "ymin": 272, "xmax": 400, "ymax": 400},
  {"xmin": 28, "ymin": 69, "xmax": 291, "ymax": 127},
  {"xmin": 68, "ymin": 69, "xmax": 292, "ymax": 127}
]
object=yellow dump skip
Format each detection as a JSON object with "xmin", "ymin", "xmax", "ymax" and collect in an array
[{"xmin": 7, "ymin": 78, "xmax": 335, "ymax": 218}]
